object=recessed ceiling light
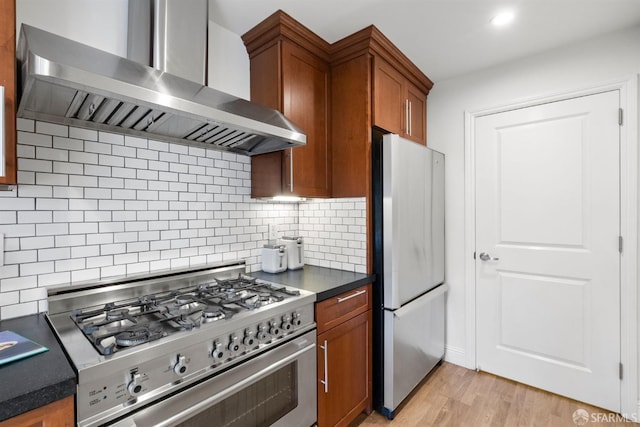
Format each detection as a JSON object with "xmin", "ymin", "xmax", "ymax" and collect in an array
[{"xmin": 491, "ymin": 11, "xmax": 515, "ymax": 27}]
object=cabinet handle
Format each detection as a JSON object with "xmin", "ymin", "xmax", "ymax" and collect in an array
[
  {"xmin": 289, "ymin": 148, "xmax": 294, "ymax": 192},
  {"xmin": 337, "ymin": 289, "xmax": 366, "ymax": 303},
  {"xmin": 405, "ymin": 99, "xmax": 409, "ymax": 135},
  {"xmin": 408, "ymin": 100, "xmax": 412, "ymax": 136},
  {"xmin": 320, "ymin": 340, "xmax": 328, "ymax": 393}
]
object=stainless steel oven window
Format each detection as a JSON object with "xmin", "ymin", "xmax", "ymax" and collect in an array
[
  {"xmin": 110, "ymin": 330, "xmax": 317, "ymax": 427},
  {"xmin": 175, "ymin": 363, "xmax": 298, "ymax": 427}
]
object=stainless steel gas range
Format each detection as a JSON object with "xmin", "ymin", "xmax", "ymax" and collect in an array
[{"xmin": 46, "ymin": 261, "xmax": 317, "ymax": 427}]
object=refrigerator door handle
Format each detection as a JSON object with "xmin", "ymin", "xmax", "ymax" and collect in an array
[{"xmin": 393, "ymin": 284, "xmax": 449, "ymax": 319}]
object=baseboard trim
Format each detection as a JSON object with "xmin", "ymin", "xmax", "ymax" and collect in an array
[{"xmin": 444, "ymin": 345, "xmax": 466, "ymax": 367}]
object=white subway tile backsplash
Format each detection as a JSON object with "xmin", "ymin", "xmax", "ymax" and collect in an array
[
  {"xmin": 99, "ymin": 154, "xmax": 125, "ymax": 168},
  {"xmin": 17, "ymin": 145, "xmax": 35, "ymax": 160},
  {"xmin": 113, "ymin": 145, "xmax": 137, "ymax": 158},
  {"xmin": 148, "ymin": 140, "xmax": 169, "ymax": 152},
  {"xmin": 68, "ymin": 176, "xmax": 95, "ymax": 188},
  {"xmin": 69, "ymin": 127, "xmax": 97, "ymax": 141},
  {"xmin": 0, "ymin": 291, "xmax": 20, "ymax": 307},
  {"xmin": 299, "ymin": 198, "xmax": 366, "ymax": 273},
  {"xmin": 18, "ymin": 185, "xmax": 53, "ymax": 198},
  {"xmin": 53, "ymin": 136, "xmax": 84, "ymax": 152},
  {"xmin": 85, "ymin": 165, "xmax": 111, "ymax": 177},
  {"xmin": 36, "ymin": 223, "xmax": 69, "ymax": 236},
  {"xmin": 38, "ymin": 271, "xmax": 71, "ymax": 286},
  {"xmin": 1, "ymin": 275, "xmax": 38, "ymax": 292},
  {"xmin": 19, "ymin": 158, "xmax": 52, "ymax": 173},
  {"xmin": 0, "ymin": 302, "xmax": 38, "ymax": 319},
  {"xmin": 36, "ymin": 147, "xmax": 69, "ymax": 162},
  {"xmin": 39, "ymin": 247, "xmax": 71, "ymax": 262},
  {"xmin": 126, "ymin": 158, "xmax": 147, "ymax": 170},
  {"xmin": 54, "ymin": 161, "xmax": 84, "ymax": 175},
  {"xmin": 99, "ymin": 131, "xmax": 125, "ymax": 145},
  {"xmin": 19, "ymin": 131, "xmax": 52, "ymax": 147},
  {"xmin": 0, "ymin": 211, "xmax": 16, "ymax": 224},
  {"xmin": 72, "ymin": 268, "xmax": 100, "ymax": 282},
  {"xmin": 0, "ymin": 120, "xmax": 363, "ymax": 320},
  {"xmin": 55, "ymin": 235, "xmax": 86, "ymax": 248},
  {"xmin": 125, "ymin": 136, "xmax": 147, "ymax": 149},
  {"xmin": 69, "ymin": 151, "xmax": 98, "ymax": 165},
  {"xmin": 71, "ymin": 245, "xmax": 100, "ymax": 259},
  {"xmin": 55, "ymin": 258, "xmax": 86, "ymax": 272},
  {"xmin": 36, "ymin": 122, "xmax": 68, "ymax": 137},
  {"xmin": 101, "ymin": 265, "xmax": 126, "ymax": 278},
  {"xmin": 17, "ymin": 118, "xmax": 35, "ymax": 132},
  {"xmin": 84, "ymin": 141, "xmax": 112, "ymax": 155}
]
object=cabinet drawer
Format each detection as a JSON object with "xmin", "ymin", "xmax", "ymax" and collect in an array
[{"xmin": 316, "ymin": 284, "xmax": 371, "ymax": 334}]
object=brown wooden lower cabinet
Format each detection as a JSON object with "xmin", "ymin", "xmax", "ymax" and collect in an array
[
  {"xmin": 316, "ymin": 284, "xmax": 372, "ymax": 427},
  {"xmin": 0, "ymin": 396, "xmax": 74, "ymax": 427}
]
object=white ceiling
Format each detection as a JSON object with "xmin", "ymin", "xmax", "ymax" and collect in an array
[{"xmin": 210, "ymin": 0, "xmax": 640, "ymax": 82}]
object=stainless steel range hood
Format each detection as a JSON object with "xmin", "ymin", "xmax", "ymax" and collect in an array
[{"xmin": 16, "ymin": 24, "xmax": 306, "ymax": 156}]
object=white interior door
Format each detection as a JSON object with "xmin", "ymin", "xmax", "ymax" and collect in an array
[{"xmin": 475, "ymin": 90, "xmax": 621, "ymax": 411}]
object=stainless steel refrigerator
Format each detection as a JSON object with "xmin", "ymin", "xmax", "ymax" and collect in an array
[{"xmin": 372, "ymin": 132, "xmax": 447, "ymax": 419}]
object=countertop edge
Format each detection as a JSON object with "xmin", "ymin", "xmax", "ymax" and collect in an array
[
  {"xmin": 0, "ymin": 378, "xmax": 76, "ymax": 421},
  {"xmin": 0, "ymin": 313, "xmax": 77, "ymax": 422},
  {"xmin": 315, "ymin": 276, "xmax": 374, "ymax": 301}
]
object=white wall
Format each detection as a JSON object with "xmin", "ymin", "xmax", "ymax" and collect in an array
[
  {"xmin": 426, "ymin": 25, "xmax": 640, "ymax": 366},
  {"xmin": 208, "ymin": 20, "xmax": 251, "ymax": 99},
  {"xmin": 16, "ymin": 0, "xmax": 129, "ymax": 56}
]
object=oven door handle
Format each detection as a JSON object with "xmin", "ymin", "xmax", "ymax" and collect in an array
[{"xmin": 117, "ymin": 335, "xmax": 316, "ymax": 427}]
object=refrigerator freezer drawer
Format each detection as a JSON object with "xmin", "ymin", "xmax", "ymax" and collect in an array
[{"xmin": 383, "ymin": 283, "xmax": 448, "ymax": 416}]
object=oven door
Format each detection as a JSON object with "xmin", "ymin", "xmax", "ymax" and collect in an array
[{"xmin": 110, "ymin": 330, "xmax": 316, "ymax": 427}]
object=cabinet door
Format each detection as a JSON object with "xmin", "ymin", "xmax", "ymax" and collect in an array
[
  {"xmin": 317, "ymin": 310, "xmax": 372, "ymax": 427},
  {"xmin": 406, "ymin": 81, "xmax": 426, "ymax": 145},
  {"xmin": 0, "ymin": 395, "xmax": 74, "ymax": 427},
  {"xmin": 372, "ymin": 58, "xmax": 404, "ymax": 136},
  {"xmin": 0, "ymin": 0, "xmax": 16, "ymax": 185},
  {"xmin": 282, "ymin": 42, "xmax": 331, "ymax": 197},
  {"xmin": 249, "ymin": 43, "xmax": 285, "ymax": 197}
]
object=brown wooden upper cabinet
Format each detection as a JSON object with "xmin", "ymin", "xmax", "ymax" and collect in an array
[
  {"xmin": 330, "ymin": 26, "xmax": 433, "ymax": 197},
  {"xmin": 0, "ymin": 0, "xmax": 17, "ymax": 186},
  {"xmin": 373, "ymin": 58, "xmax": 426, "ymax": 144},
  {"xmin": 243, "ymin": 12, "xmax": 432, "ymax": 199},
  {"xmin": 243, "ymin": 11, "xmax": 331, "ymax": 198}
]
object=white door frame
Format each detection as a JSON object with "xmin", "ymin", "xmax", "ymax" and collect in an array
[{"xmin": 464, "ymin": 76, "xmax": 639, "ymax": 417}]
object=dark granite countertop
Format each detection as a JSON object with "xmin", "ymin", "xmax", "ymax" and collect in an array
[
  {"xmin": 0, "ymin": 313, "xmax": 76, "ymax": 422},
  {"xmin": 252, "ymin": 265, "xmax": 374, "ymax": 302}
]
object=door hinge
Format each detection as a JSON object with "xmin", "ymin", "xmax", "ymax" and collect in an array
[
  {"xmin": 619, "ymin": 108, "xmax": 624, "ymax": 126},
  {"xmin": 473, "ymin": 251, "xmax": 476, "ymax": 260},
  {"xmin": 620, "ymin": 362, "xmax": 623, "ymax": 380},
  {"xmin": 619, "ymin": 236, "xmax": 623, "ymax": 253}
]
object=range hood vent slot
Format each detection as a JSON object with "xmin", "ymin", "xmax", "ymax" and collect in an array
[{"xmin": 17, "ymin": 25, "xmax": 306, "ymax": 156}]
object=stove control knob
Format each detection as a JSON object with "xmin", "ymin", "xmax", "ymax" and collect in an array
[
  {"xmin": 243, "ymin": 329, "xmax": 256, "ymax": 348},
  {"xmin": 127, "ymin": 373, "xmax": 142, "ymax": 397},
  {"xmin": 281, "ymin": 314, "xmax": 293, "ymax": 332},
  {"xmin": 212, "ymin": 340, "xmax": 227, "ymax": 361},
  {"xmin": 257, "ymin": 323, "xmax": 269, "ymax": 341},
  {"xmin": 173, "ymin": 355, "xmax": 188, "ymax": 376},
  {"xmin": 269, "ymin": 320, "xmax": 281, "ymax": 337},
  {"xmin": 292, "ymin": 312, "xmax": 303, "ymax": 327},
  {"xmin": 228, "ymin": 333, "xmax": 240, "ymax": 353}
]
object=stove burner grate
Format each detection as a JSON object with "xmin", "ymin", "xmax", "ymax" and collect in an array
[
  {"xmin": 71, "ymin": 273, "xmax": 300, "ymax": 355},
  {"xmin": 115, "ymin": 323, "xmax": 165, "ymax": 347}
]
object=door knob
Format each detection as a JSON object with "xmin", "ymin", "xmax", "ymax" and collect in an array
[{"xmin": 479, "ymin": 252, "xmax": 499, "ymax": 261}]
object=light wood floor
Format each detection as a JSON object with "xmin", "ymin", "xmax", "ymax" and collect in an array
[{"xmin": 351, "ymin": 362, "xmax": 637, "ymax": 427}]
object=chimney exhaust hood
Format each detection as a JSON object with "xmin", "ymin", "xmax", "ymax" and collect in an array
[{"xmin": 16, "ymin": 24, "xmax": 306, "ymax": 156}]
